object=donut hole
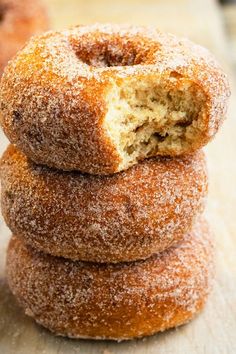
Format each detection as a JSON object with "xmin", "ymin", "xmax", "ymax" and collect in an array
[
  {"xmin": 76, "ymin": 47, "xmax": 139, "ymax": 68},
  {"xmin": 105, "ymin": 74, "xmax": 206, "ymax": 170},
  {"xmin": 71, "ymin": 37, "xmax": 149, "ymax": 67}
]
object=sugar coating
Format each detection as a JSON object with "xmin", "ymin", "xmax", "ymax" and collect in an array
[
  {"xmin": 1, "ymin": 145, "xmax": 208, "ymax": 262},
  {"xmin": 0, "ymin": 24, "xmax": 230, "ymax": 174},
  {"xmin": 6, "ymin": 218, "xmax": 215, "ymax": 340},
  {"xmin": 0, "ymin": 0, "xmax": 48, "ymax": 74}
]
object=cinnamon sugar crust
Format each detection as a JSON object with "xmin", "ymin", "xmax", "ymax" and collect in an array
[
  {"xmin": 1, "ymin": 145, "xmax": 208, "ymax": 262},
  {"xmin": 0, "ymin": 24, "xmax": 230, "ymax": 174},
  {"xmin": 6, "ymin": 218, "xmax": 214, "ymax": 340}
]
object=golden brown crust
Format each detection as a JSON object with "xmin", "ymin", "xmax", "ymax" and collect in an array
[
  {"xmin": 1, "ymin": 145, "xmax": 208, "ymax": 262},
  {"xmin": 0, "ymin": 0, "xmax": 49, "ymax": 75},
  {"xmin": 0, "ymin": 24, "xmax": 230, "ymax": 174},
  {"xmin": 6, "ymin": 218, "xmax": 214, "ymax": 340}
]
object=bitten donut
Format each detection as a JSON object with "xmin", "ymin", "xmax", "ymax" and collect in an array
[
  {"xmin": 6, "ymin": 218, "xmax": 214, "ymax": 340},
  {"xmin": 1, "ymin": 145, "xmax": 208, "ymax": 263},
  {"xmin": 0, "ymin": 0, "xmax": 48, "ymax": 75},
  {"xmin": 0, "ymin": 24, "xmax": 230, "ymax": 174}
]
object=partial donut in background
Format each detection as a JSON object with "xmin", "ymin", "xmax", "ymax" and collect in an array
[{"xmin": 0, "ymin": 0, "xmax": 49, "ymax": 75}]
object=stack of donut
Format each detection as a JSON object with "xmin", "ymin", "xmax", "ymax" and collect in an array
[{"xmin": 0, "ymin": 24, "xmax": 230, "ymax": 340}]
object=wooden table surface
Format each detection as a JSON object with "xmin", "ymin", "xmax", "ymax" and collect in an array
[{"xmin": 0, "ymin": 0, "xmax": 236, "ymax": 353}]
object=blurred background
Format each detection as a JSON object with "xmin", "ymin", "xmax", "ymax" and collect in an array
[{"xmin": 44, "ymin": 0, "xmax": 236, "ymax": 71}]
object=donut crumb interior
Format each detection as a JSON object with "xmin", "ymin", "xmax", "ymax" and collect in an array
[{"xmin": 105, "ymin": 73, "xmax": 206, "ymax": 170}]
